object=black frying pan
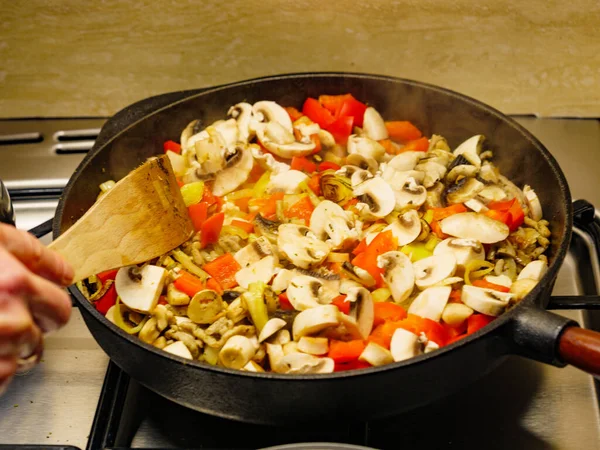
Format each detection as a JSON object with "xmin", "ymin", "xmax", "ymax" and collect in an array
[{"xmin": 4, "ymin": 73, "xmax": 600, "ymax": 424}]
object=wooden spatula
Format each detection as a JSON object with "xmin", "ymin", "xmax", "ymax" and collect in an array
[{"xmin": 49, "ymin": 155, "xmax": 195, "ymax": 283}]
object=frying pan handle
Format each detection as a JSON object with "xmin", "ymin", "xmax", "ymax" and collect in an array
[{"xmin": 558, "ymin": 326, "xmax": 600, "ymax": 375}]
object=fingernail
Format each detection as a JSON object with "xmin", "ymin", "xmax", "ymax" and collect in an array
[{"xmin": 62, "ymin": 261, "xmax": 75, "ymax": 286}]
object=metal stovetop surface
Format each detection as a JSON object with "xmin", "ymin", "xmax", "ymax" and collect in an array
[{"xmin": 0, "ymin": 117, "xmax": 599, "ymax": 449}]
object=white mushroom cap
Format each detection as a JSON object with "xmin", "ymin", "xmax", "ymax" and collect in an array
[
  {"xmin": 387, "ymin": 152, "xmax": 425, "ymax": 171},
  {"xmin": 453, "ymin": 135, "xmax": 484, "ymax": 168},
  {"xmin": 350, "ymin": 168, "xmax": 375, "ymax": 186},
  {"xmin": 252, "ymin": 101, "xmax": 293, "ymax": 133},
  {"xmin": 440, "ymin": 212, "xmax": 509, "ymax": 244},
  {"xmin": 297, "ymin": 337, "xmax": 329, "ymax": 355},
  {"xmin": 391, "ymin": 176, "xmax": 427, "ymax": 210},
  {"xmin": 424, "ymin": 340, "xmax": 439, "ymax": 353},
  {"xmin": 390, "ymin": 328, "xmax": 421, "ymax": 362},
  {"xmin": 234, "ymin": 236, "xmax": 274, "ymax": 268},
  {"xmin": 362, "ymin": 107, "xmax": 388, "ymax": 141},
  {"xmin": 212, "ymin": 146, "xmax": 254, "ymax": 196},
  {"xmin": 266, "ymin": 343, "xmax": 285, "ymax": 371},
  {"xmin": 271, "ymin": 268, "xmax": 296, "ymax": 293},
  {"xmin": 517, "ymin": 260, "xmax": 548, "ymax": 282},
  {"xmin": 433, "ymin": 238, "xmax": 485, "ymax": 269},
  {"xmin": 286, "ymin": 275, "xmax": 325, "ymax": 311},
  {"xmin": 267, "ymin": 170, "xmax": 309, "ymax": 194},
  {"xmin": 353, "ymin": 177, "xmax": 396, "ymax": 218},
  {"xmin": 359, "ymin": 341, "xmax": 394, "ymax": 366},
  {"xmin": 464, "ymin": 198, "xmax": 489, "ymax": 213},
  {"xmin": 441, "ymin": 302, "xmax": 474, "ymax": 327},
  {"xmin": 292, "ymin": 305, "xmax": 340, "ymax": 340},
  {"xmin": 347, "ymin": 153, "xmax": 379, "ymax": 174},
  {"xmin": 228, "ymin": 102, "xmax": 254, "ymax": 143},
  {"xmin": 461, "ymin": 285, "xmax": 513, "ymax": 316},
  {"xmin": 413, "ymin": 254, "xmax": 457, "ymax": 289},
  {"xmin": 510, "ymin": 278, "xmax": 537, "ymax": 301},
  {"xmin": 415, "ymin": 161, "xmax": 447, "ymax": 189},
  {"xmin": 278, "ymin": 224, "xmax": 331, "ymax": 269},
  {"xmin": 283, "ymin": 341, "xmax": 300, "ymax": 355},
  {"xmin": 235, "ymin": 255, "xmax": 278, "ymax": 289},
  {"xmin": 347, "ymin": 135, "xmax": 386, "ymax": 161},
  {"xmin": 219, "ymin": 335, "xmax": 258, "ymax": 369},
  {"xmin": 243, "ymin": 361, "xmax": 265, "ymax": 372},
  {"xmin": 377, "ymin": 251, "xmax": 415, "ymax": 303},
  {"xmin": 524, "ymin": 185, "xmax": 543, "ymax": 221},
  {"xmin": 258, "ymin": 318, "xmax": 287, "ymax": 343},
  {"xmin": 277, "ymin": 353, "xmax": 335, "ymax": 374},
  {"xmin": 345, "ymin": 286, "xmax": 375, "ymax": 339},
  {"xmin": 478, "ymin": 185, "xmax": 508, "ymax": 202},
  {"xmin": 115, "ymin": 265, "xmax": 167, "ymax": 313},
  {"xmin": 408, "ymin": 286, "xmax": 452, "ymax": 322},
  {"xmin": 484, "ymin": 274, "xmax": 513, "ymax": 288},
  {"xmin": 310, "ymin": 200, "xmax": 359, "ymax": 249},
  {"xmin": 165, "ymin": 150, "xmax": 187, "ymax": 177},
  {"xmin": 163, "ymin": 341, "xmax": 193, "ymax": 360},
  {"xmin": 383, "ymin": 210, "xmax": 421, "ymax": 246}
]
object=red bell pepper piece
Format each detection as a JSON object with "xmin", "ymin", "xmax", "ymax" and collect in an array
[
  {"xmin": 230, "ymin": 219, "xmax": 254, "ymax": 233},
  {"xmin": 328, "ymin": 339, "xmax": 367, "ymax": 363},
  {"xmin": 95, "ymin": 283, "xmax": 117, "ymax": 315},
  {"xmin": 327, "ymin": 116, "xmax": 354, "ymax": 145},
  {"xmin": 331, "ymin": 295, "xmax": 350, "ymax": 315},
  {"xmin": 188, "ymin": 202, "xmax": 209, "ymax": 232},
  {"xmin": 202, "ymin": 253, "xmax": 241, "ymax": 290},
  {"xmin": 352, "ymin": 230, "xmax": 397, "ymax": 288},
  {"xmin": 466, "ymin": 314, "xmax": 495, "ymax": 335},
  {"xmin": 385, "ymin": 121, "xmax": 422, "ymax": 143},
  {"xmin": 302, "ymin": 98, "xmax": 335, "ymax": 128},
  {"xmin": 307, "ymin": 173, "xmax": 322, "ymax": 196},
  {"xmin": 318, "ymin": 161, "xmax": 341, "ymax": 172},
  {"xmin": 334, "ymin": 359, "xmax": 371, "ymax": 372},
  {"xmin": 278, "ymin": 292, "xmax": 294, "ymax": 310},
  {"xmin": 163, "ymin": 140, "xmax": 181, "ymax": 154},
  {"xmin": 373, "ymin": 302, "xmax": 408, "ymax": 327},
  {"xmin": 402, "ymin": 137, "xmax": 429, "ymax": 152},
  {"xmin": 200, "ymin": 212, "xmax": 225, "ymax": 248},
  {"xmin": 432, "ymin": 204, "xmax": 468, "ymax": 222},
  {"xmin": 284, "ymin": 106, "xmax": 304, "ymax": 122},
  {"xmin": 173, "ymin": 270, "xmax": 206, "ymax": 297},
  {"xmin": 472, "ymin": 279, "xmax": 511, "ymax": 292},
  {"xmin": 290, "ymin": 156, "xmax": 317, "ymax": 173},
  {"xmin": 97, "ymin": 269, "xmax": 119, "ymax": 284},
  {"xmin": 285, "ymin": 196, "xmax": 315, "ymax": 225}
]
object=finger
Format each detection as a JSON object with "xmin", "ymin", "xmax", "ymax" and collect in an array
[
  {"xmin": 0, "ymin": 223, "xmax": 74, "ymax": 286},
  {"xmin": 0, "ymin": 292, "xmax": 34, "ymax": 357},
  {"xmin": 0, "ymin": 356, "xmax": 17, "ymax": 395},
  {"xmin": 0, "ymin": 249, "xmax": 72, "ymax": 333},
  {"xmin": 16, "ymin": 324, "xmax": 43, "ymax": 374}
]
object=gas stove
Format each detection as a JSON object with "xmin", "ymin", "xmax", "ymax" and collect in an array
[{"xmin": 1, "ymin": 117, "xmax": 600, "ymax": 449}]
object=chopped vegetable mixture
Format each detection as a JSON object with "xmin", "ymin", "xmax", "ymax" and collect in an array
[{"xmin": 79, "ymin": 94, "xmax": 551, "ymax": 373}]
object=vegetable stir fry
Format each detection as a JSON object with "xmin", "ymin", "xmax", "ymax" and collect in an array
[{"xmin": 79, "ymin": 94, "xmax": 551, "ymax": 373}]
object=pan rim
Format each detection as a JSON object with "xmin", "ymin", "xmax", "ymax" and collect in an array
[{"xmin": 57, "ymin": 71, "xmax": 573, "ymax": 380}]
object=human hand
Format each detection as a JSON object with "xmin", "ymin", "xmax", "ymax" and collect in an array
[{"xmin": 0, "ymin": 223, "xmax": 73, "ymax": 394}]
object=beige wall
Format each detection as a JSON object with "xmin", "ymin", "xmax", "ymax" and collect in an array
[{"xmin": 1, "ymin": 0, "xmax": 599, "ymax": 118}]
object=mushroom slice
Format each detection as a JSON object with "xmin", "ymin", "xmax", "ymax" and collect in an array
[
  {"xmin": 188, "ymin": 290, "xmax": 227, "ymax": 324},
  {"xmin": 297, "ymin": 337, "xmax": 329, "ymax": 355},
  {"xmin": 257, "ymin": 122, "xmax": 316, "ymax": 158},
  {"xmin": 446, "ymin": 164, "xmax": 479, "ymax": 184},
  {"xmin": 292, "ymin": 305, "xmax": 340, "ymax": 340},
  {"xmin": 234, "ymin": 236, "xmax": 274, "ymax": 268},
  {"xmin": 271, "ymin": 329, "xmax": 291, "ymax": 345},
  {"xmin": 258, "ymin": 318, "xmax": 287, "ymax": 343},
  {"xmin": 219, "ymin": 335, "xmax": 258, "ymax": 369},
  {"xmin": 310, "ymin": 200, "xmax": 359, "ymax": 249},
  {"xmin": 441, "ymin": 303, "xmax": 474, "ymax": 327},
  {"xmin": 413, "ymin": 254, "xmax": 457, "ymax": 289},
  {"xmin": 464, "ymin": 198, "xmax": 488, "ymax": 213},
  {"xmin": 286, "ymin": 275, "xmax": 325, "ymax": 311},
  {"xmin": 266, "ymin": 343, "xmax": 285, "ymax": 371},
  {"xmin": 347, "ymin": 135, "xmax": 386, "ymax": 162},
  {"xmin": 181, "ymin": 119, "xmax": 201, "ymax": 150},
  {"xmin": 517, "ymin": 260, "xmax": 548, "ymax": 281},
  {"xmin": 415, "ymin": 161, "xmax": 447, "ymax": 188},
  {"xmin": 424, "ymin": 340, "xmax": 440, "ymax": 353},
  {"xmin": 425, "ymin": 181, "xmax": 445, "ymax": 209},
  {"xmin": 278, "ymin": 353, "xmax": 335, "ymax": 374},
  {"xmin": 461, "ymin": 285, "xmax": 513, "ymax": 316},
  {"xmin": 347, "ymin": 153, "xmax": 379, "ymax": 174},
  {"xmin": 453, "ymin": 135, "xmax": 484, "ymax": 168},
  {"xmin": 243, "ymin": 361, "xmax": 265, "ymax": 372},
  {"xmin": 382, "ymin": 167, "xmax": 425, "ymax": 188},
  {"xmin": 346, "ymin": 286, "xmax": 375, "ymax": 339},
  {"xmin": 362, "ymin": 107, "xmax": 388, "ymax": 140},
  {"xmin": 277, "ymin": 224, "xmax": 331, "ymax": 269},
  {"xmin": 228, "ymin": 102, "xmax": 254, "ymax": 143},
  {"xmin": 377, "ymin": 251, "xmax": 415, "ymax": 303},
  {"xmin": 387, "ymin": 152, "xmax": 425, "ymax": 171},
  {"xmin": 250, "ymin": 145, "xmax": 291, "ymax": 175},
  {"xmin": 235, "ymin": 255, "xmax": 278, "ymax": 289},
  {"xmin": 408, "ymin": 286, "xmax": 452, "ymax": 322},
  {"xmin": 390, "ymin": 328, "xmax": 422, "ymax": 362},
  {"xmin": 523, "ymin": 185, "xmax": 543, "ymax": 221},
  {"xmin": 165, "ymin": 150, "xmax": 187, "ymax": 177},
  {"xmin": 271, "ymin": 268, "xmax": 296, "ymax": 293},
  {"xmin": 484, "ymin": 274, "xmax": 513, "ymax": 288},
  {"xmin": 479, "ymin": 162, "xmax": 499, "ymax": 184},
  {"xmin": 318, "ymin": 129, "xmax": 336, "ymax": 149},
  {"xmin": 283, "ymin": 341, "xmax": 300, "ymax": 355},
  {"xmin": 478, "ymin": 185, "xmax": 508, "ymax": 202},
  {"xmin": 115, "ymin": 265, "xmax": 167, "ymax": 313},
  {"xmin": 392, "ymin": 176, "xmax": 427, "ymax": 210},
  {"xmin": 253, "ymin": 214, "xmax": 280, "ymax": 243},
  {"xmin": 350, "ymin": 168, "xmax": 374, "ymax": 186},
  {"xmin": 163, "ymin": 341, "xmax": 193, "ymax": 360},
  {"xmin": 510, "ymin": 278, "xmax": 537, "ymax": 301},
  {"xmin": 359, "ymin": 342, "xmax": 394, "ymax": 366},
  {"xmin": 252, "ymin": 101, "xmax": 293, "ymax": 134},
  {"xmin": 433, "ymin": 238, "xmax": 485, "ymax": 269},
  {"xmin": 384, "ymin": 210, "xmax": 421, "ymax": 246},
  {"xmin": 353, "ymin": 177, "xmax": 395, "ymax": 219},
  {"xmin": 445, "ymin": 178, "xmax": 485, "ymax": 205},
  {"xmin": 440, "ymin": 213, "xmax": 509, "ymax": 244},
  {"xmin": 267, "ymin": 169, "xmax": 309, "ymax": 194},
  {"xmin": 212, "ymin": 145, "xmax": 254, "ymax": 196}
]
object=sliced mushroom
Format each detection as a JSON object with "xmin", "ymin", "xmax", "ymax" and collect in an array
[
  {"xmin": 258, "ymin": 318, "xmax": 287, "ymax": 343},
  {"xmin": 252, "ymin": 101, "xmax": 293, "ymax": 133},
  {"xmin": 277, "ymin": 353, "xmax": 335, "ymax": 374},
  {"xmin": 234, "ymin": 236, "xmax": 274, "ymax": 268},
  {"xmin": 445, "ymin": 178, "xmax": 485, "ymax": 204},
  {"xmin": 453, "ymin": 135, "xmax": 484, "ymax": 168},
  {"xmin": 167, "ymin": 283, "xmax": 191, "ymax": 306},
  {"xmin": 384, "ymin": 210, "xmax": 421, "ymax": 246},
  {"xmin": 362, "ymin": 107, "xmax": 388, "ymax": 140},
  {"xmin": 297, "ymin": 336, "xmax": 329, "ymax": 355},
  {"xmin": 271, "ymin": 329, "xmax": 291, "ymax": 345},
  {"xmin": 249, "ymin": 144, "xmax": 291, "ymax": 174},
  {"xmin": 382, "ymin": 167, "xmax": 425, "ymax": 188},
  {"xmin": 390, "ymin": 328, "xmax": 421, "ymax": 362},
  {"xmin": 350, "ymin": 168, "xmax": 374, "ymax": 186},
  {"xmin": 464, "ymin": 198, "xmax": 489, "ymax": 213},
  {"xmin": 509, "ymin": 278, "xmax": 537, "ymax": 301},
  {"xmin": 353, "ymin": 177, "xmax": 396, "ymax": 218},
  {"xmin": 165, "ymin": 150, "xmax": 187, "ymax": 177},
  {"xmin": 377, "ymin": 251, "xmax": 415, "ymax": 303},
  {"xmin": 425, "ymin": 181, "xmax": 445, "ymax": 209},
  {"xmin": 243, "ymin": 360, "xmax": 265, "ymax": 372},
  {"xmin": 359, "ymin": 341, "xmax": 394, "ymax": 366},
  {"xmin": 461, "ymin": 285, "xmax": 513, "ymax": 316},
  {"xmin": 347, "ymin": 135, "xmax": 386, "ymax": 161},
  {"xmin": 484, "ymin": 274, "xmax": 513, "ymax": 288},
  {"xmin": 433, "ymin": 238, "xmax": 485, "ymax": 269},
  {"xmin": 415, "ymin": 160, "xmax": 447, "ymax": 188},
  {"xmin": 235, "ymin": 255, "xmax": 278, "ymax": 289},
  {"xmin": 188, "ymin": 290, "xmax": 227, "ymax": 324},
  {"xmin": 292, "ymin": 304, "xmax": 340, "ymax": 340},
  {"xmin": 257, "ymin": 126, "xmax": 317, "ymax": 158},
  {"xmin": 286, "ymin": 275, "xmax": 325, "ymax": 311},
  {"xmin": 181, "ymin": 119, "xmax": 201, "ymax": 150},
  {"xmin": 440, "ymin": 212, "xmax": 509, "ymax": 244},
  {"xmin": 413, "ymin": 254, "xmax": 457, "ymax": 289},
  {"xmin": 517, "ymin": 260, "xmax": 548, "ymax": 281},
  {"xmin": 408, "ymin": 286, "xmax": 452, "ymax": 321},
  {"xmin": 424, "ymin": 340, "xmax": 439, "ymax": 353},
  {"xmin": 318, "ymin": 129, "xmax": 337, "ymax": 149},
  {"xmin": 267, "ymin": 169, "xmax": 309, "ymax": 194},
  {"xmin": 277, "ymin": 224, "xmax": 331, "ymax": 269},
  {"xmin": 163, "ymin": 341, "xmax": 193, "ymax": 360},
  {"xmin": 115, "ymin": 265, "xmax": 167, "ymax": 313},
  {"xmin": 441, "ymin": 303, "xmax": 474, "ymax": 327},
  {"xmin": 212, "ymin": 145, "xmax": 254, "ymax": 196},
  {"xmin": 271, "ymin": 268, "xmax": 296, "ymax": 293},
  {"xmin": 524, "ymin": 185, "xmax": 543, "ymax": 221},
  {"xmin": 228, "ymin": 102, "xmax": 254, "ymax": 143},
  {"xmin": 346, "ymin": 286, "xmax": 375, "ymax": 339},
  {"xmin": 347, "ymin": 153, "xmax": 379, "ymax": 174},
  {"xmin": 478, "ymin": 185, "xmax": 508, "ymax": 202},
  {"xmin": 253, "ymin": 214, "xmax": 280, "ymax": 243},
  {"xmin": 283, "ymin": 341, "xmax": 300, "ymax": 355},
  {"xmin": 310, "ymin": 200, "xmax": 359, "ymax": 249},
  {"xmin": 387, "ymin": 152, "xmax": 425, "ymax": 171},
  {"xmin": 392, "ymin": 176, "xmax": 428, "ymax": 210},
  {"xmin": 219, "ymin": 335, "xmax": 258, "ymax": 369},
  {"xmin": 266, "ymin": 343, "xmax": 285, "ymax": 371}
]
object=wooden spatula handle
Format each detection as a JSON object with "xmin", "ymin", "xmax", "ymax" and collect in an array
[{"xmin": 558, "ymin": 326, "xmax": 600, "ymax": 376}]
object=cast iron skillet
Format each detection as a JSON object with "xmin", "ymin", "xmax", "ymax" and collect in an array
[{"xmin": 15, "ymin": 73, "xmax": 600, "ymax": 424}]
